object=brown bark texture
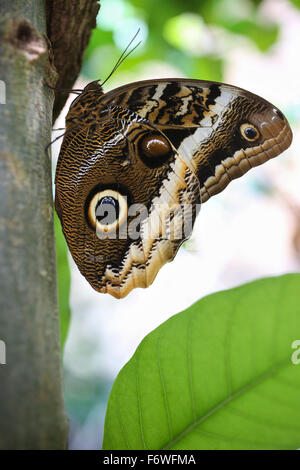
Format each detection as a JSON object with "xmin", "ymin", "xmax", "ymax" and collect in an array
[
  {"xmin": 0, "ymin": 0, "xmax": 99, "ymax": 449},
  {"xmin": 46, "ymin": 0, "xmax": 100, "ymax": 121}
]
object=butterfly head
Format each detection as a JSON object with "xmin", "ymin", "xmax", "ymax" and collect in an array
[{"xmin": 65, "ymin": 81, "xmax": 105, "ymax": 127}]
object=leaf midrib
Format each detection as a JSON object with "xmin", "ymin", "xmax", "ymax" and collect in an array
[{"xmin": 162, "ymin": 357, "xmax": 291, "ymax": 450}]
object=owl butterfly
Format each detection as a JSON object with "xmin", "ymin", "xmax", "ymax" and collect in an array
[{"xmin": 55, "ymin": 78, "xmax": 292, "ymax": 298}]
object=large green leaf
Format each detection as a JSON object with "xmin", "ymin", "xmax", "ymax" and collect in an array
[{"xmin": 103, "ymin": 274, "xmax": 300, "ymax": 450}]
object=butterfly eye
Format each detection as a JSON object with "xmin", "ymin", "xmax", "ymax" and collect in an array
[
  {"xmin": 240, "ymin": 123, "xmax": 260, "ymax": 142},
  {"xmin": 139, "ymin": 134, "xmax": 172, "ymax": 168},
  {"xmin": 88, "ymin": 190, "xmax": 128, "ymax": 232}
]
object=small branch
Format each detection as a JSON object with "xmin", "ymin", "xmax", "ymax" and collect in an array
[{"xmin": 46, "ymin": 0, "xmax": 100, "ymax": 121}]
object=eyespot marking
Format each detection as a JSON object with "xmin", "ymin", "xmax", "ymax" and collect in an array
[
  {"xmin": 240, "ymin": 123, "xmax": 260, "ymax": 142},
  {"xmin": 139, "ymin": 133, "xmax": 172, "ymax": 168},
  {"xmin": 88, "ymin": 189, "xmax": 128, "ymax": 233},
  {"xmin": 141, "ymin": 134, "xmax": 170, "ymax": 157}
]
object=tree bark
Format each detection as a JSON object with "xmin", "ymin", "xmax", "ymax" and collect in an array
[
  {"xmin": 0, "ymin": 0, "xmax": 68, "ymax": 449},
  {"xmin": 46, "ymin": 0, "xmax": 100, "ymax": 121}
]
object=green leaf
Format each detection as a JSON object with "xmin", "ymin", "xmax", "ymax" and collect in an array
[
  {"xmin": 290, "ymin": 0, "xmax": 300, "ymax": 9},
  {"xmin": 191, "ymin": 56, "xmax": 223, "ymax": 82},
  {"xmin": 54, "ymin": 210, "xmax": 71, "ymax": 351},
  {"xmin": 103, "ymin": 274, "xmax": 300, "ymax": 450},
  {"xmin": 226, "ymin": 20, "xmax": 279, "ymax": 52}
]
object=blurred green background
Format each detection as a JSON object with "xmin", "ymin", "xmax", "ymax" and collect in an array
[
  {"xmin": 54, "ymin": 0, "xmax": 300, "ymax": 449},
  {"xmin": 83, "ymin": 0, "xmax": 279, "ymax": 84}
]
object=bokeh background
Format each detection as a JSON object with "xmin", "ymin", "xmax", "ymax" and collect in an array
[{"xmin": 52, "ymin": 0, "xmax": 300, "ymax": 449}]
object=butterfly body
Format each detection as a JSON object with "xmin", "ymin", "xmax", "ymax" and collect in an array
[{"xmin": 55, "ymin": 79, "xmax": 292, "ymax": 298}]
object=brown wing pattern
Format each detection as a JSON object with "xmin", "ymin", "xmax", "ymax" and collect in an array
[{"xmin": 55, "ymin": 79, "xmax": 292, "ymax": 298}]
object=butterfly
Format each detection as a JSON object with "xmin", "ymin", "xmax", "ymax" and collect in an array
[{"xmin": 55, "ymin": 78, "xmax": 292, "ymax": 298}]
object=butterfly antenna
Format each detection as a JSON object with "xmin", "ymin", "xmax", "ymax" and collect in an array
[
  {"xmin": 45, "ymin": 122, "xmax": 81, "ymax": 152},
  {"xmin": 100, "ymin": 29, "xmax": 142, "ymax": 87},
  {"xmin": 46, "ymin": 82, "xmax": 83, "ymax": 95}
]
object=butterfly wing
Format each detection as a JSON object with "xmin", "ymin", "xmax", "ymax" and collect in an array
[
  {"xmin": 55, "ymin": 79, "xmax": 292, "ymax": 298},
  {"xmin": 100, "ymin": 78, "xmax": 293, "ymax": 202}
]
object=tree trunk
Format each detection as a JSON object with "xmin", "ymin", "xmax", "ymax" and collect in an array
[
  {"xmin": 0, "ymin": 0, "xmax": 99, "ymax": 449},
  {"xmin": 0, "ymin": 0, "xmax": 67, "ymax": 449}
]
